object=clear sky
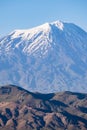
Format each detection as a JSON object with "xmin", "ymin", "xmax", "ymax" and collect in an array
[{"xmin": 0, "ymin": 0, "xmax": 87, "ymax": 37}]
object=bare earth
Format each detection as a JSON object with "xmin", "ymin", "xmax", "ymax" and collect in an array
[{"xmin": 0, "ymin": 85, "xmax": 87, "ymax": 130}]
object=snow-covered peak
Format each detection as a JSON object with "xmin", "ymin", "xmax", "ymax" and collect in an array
[
  {"xmin": 9, "ymin": 22, "xmax": 51, "ymax": 40},
  {"xmin": 6, "ymin": 20, "xmax": 86, "ymax": 41},
  {"xmin": 0, "ymin": 20, "xmax": 87, "ymax": 93},
  {"xmin": 37, "ymin": 22, "xmax": 51, "ymax": 31},
  {"xmin": 1, "ymin": 20, "xmax": 87, "ymax": 56},
  {"xmin": 51, "ymin": 20, "xmax": 64, "ymax": 30},
  {"xmin": 7, "ymin": 20, "xmax": 67, "ymax": 41},
  {"xmin": 9, "ymin": 21, "xmax": 65, "ymax": 40}
]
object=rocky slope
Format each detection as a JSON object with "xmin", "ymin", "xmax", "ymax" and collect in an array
[
  {"xmin": 0, "ymin": 21, "xmax": 87, "ymax": 92},
  {"xmin": 0, "ymin": 85, "xmax": 87, "ymax": 130}
]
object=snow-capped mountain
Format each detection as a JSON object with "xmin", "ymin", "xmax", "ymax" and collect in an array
[{"xmin": 0, "ymin": 20, "xmax": 87, "ymax": 92}]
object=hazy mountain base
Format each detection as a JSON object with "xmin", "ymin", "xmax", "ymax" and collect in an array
[{"xmin": 0, "ymin": 85, "xmax": 87, "ymax": 130}]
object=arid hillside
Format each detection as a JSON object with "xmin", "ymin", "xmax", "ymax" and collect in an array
[{"xmin": 0, "ymin": 85, "xmax": 87, "ymax": 130}]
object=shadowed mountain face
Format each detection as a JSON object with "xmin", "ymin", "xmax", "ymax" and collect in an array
[
  {"xmin": 0, "ymin": 21, "xmax": 87, "ymax": 92},
  {"xmin": 0, "ymin": 85, "xmax": 87, "ymax": 130}
]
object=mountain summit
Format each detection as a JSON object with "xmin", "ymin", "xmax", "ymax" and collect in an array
[{"xmin": 0, "ymin": 21, "xmax": 87, "ymax": 92}]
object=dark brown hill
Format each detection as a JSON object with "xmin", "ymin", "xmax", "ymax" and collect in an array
[{"xmin": 0, "ymin": 85, "xmax": 87, "ymax": 130}]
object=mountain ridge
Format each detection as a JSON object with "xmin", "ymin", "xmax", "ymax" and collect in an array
[
  {"xmin": 0, "ymin": 20, "xmax": 87, "ymax": 92},
  {"xmin": 0, "ymin": 84, "xmax": 87, "ymax": 130}
]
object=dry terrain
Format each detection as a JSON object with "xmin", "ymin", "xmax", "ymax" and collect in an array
[{"xmin": 0, "ymin": 85, "xmax": 87, "ymax": 130}]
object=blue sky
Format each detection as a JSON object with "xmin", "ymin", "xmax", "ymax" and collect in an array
[{"xmin": 0, "ymin": 0, "xmax": 87, "ymax": 36}]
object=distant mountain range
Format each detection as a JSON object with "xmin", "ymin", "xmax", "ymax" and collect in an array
[
  {"xmin": 0, "ymin": 21, "xmax": 87, "ymax": 92},
  {"xmin": 0, "ymin": 85, "xmax": 87, "ymax": 130}
]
